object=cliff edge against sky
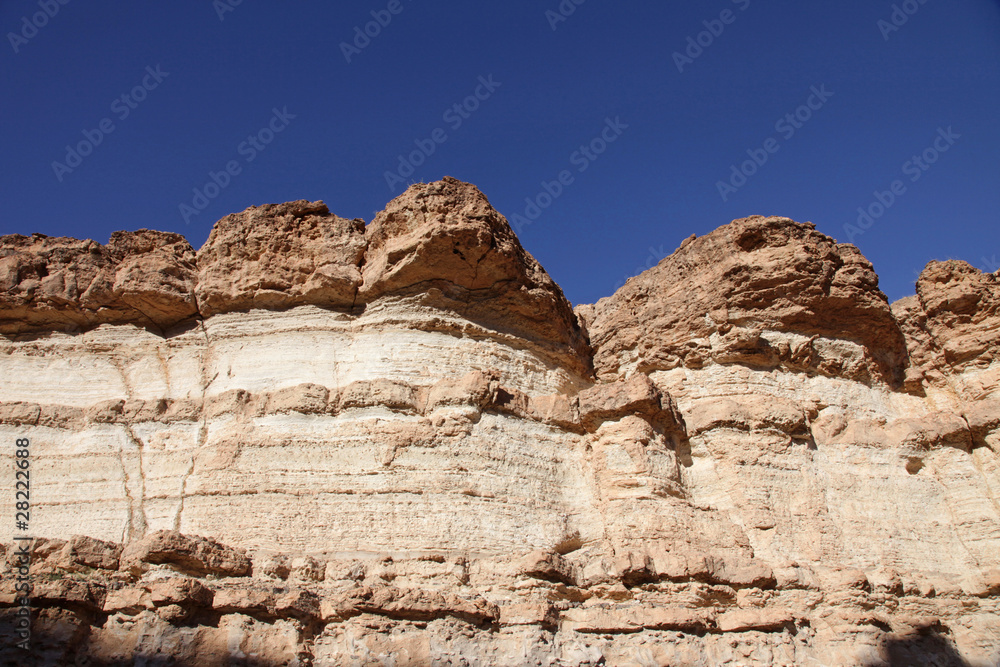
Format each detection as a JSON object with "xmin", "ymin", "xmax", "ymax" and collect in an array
[{"xmin": 1, "ymin": 177, "xmax": 998, "ymax": 666}]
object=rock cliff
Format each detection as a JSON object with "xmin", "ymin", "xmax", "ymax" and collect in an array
[{"xmin": 1, "ymin": 177, "xmax": 998, "ymax": 666}]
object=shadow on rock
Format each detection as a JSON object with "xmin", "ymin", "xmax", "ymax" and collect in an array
[
  {"xmin": 864, "ymin": 627, "xmax": 975, "ymax": 667},
  {"xmin": 0, "ymin": 612, "xmax": 298, "ymax": 667}
]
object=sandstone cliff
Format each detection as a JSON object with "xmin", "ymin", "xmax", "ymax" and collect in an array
[{"xmin": 1, "ymin": 178, "xmax": 998, "ymax": 666}]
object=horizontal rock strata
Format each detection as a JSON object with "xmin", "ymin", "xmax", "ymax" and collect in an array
[
  {"xmin": 1, "ymin": 179, "xmax": 999, "ymax": 666},
  {"xmin": 3, "ymin": 531, "xmax": 998, "ymax": 666},
  {"xmin": 1, "ymin": 177, "xmax": 590, "ymax": 377}
]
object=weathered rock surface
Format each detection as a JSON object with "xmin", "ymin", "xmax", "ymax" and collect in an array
[
  {"xmin": 195, "ymin": 199, "xmax": 366, "ymax": 317},
  {"xmin": 582, "ymin": 215, "xmax": 909, "ymax": 386},
  {"xmin": 892, "ymin": 259, "xmax": 1000, "ymax": 389},
  {"xmin": 0, "ymin": 230, "xmax": 198, "ymax": 334},
  {"xmin": 1, "ymin": 185, "xmax": 998, "ymax": 666},
  {"xmin": 360, "ymin": 176, "xmax": 591, "ymax": 375},
  {"xmin": 2, "ymin": 177, "xmax": 590, "ymax": 375},
  {"xmin": 120, "ymin": 530, "xmax": 252, "ymax": 578}
]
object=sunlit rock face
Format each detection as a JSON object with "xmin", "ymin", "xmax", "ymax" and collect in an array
[
  {"xmin": 581, "ymin": 214, "xmax": 910, "ymax": 387},
  {"xmin": 2, "ymin": 178, "xmax": 998, "ymax": 666}
]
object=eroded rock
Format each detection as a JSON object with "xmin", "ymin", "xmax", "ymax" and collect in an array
[
  {"xmin": 0, "ymin": 230, "xmax": 198, "ymax": 334},
  {"xmin": 119, "ymin": 530, "xmax": 251, "ymax": 578},
  {"xmin": 360, "ymin": 176, "xmax": 591, "ymax": 375},
  {"xmin": 1, "ymin": 185, "xmax": 999, "ymax": 667},
  {"xmin": 893, "ymin": 260, "xmax": 1000, "ymax": 388},
  {"xmin": 195, "ymin": 200, "xmax": 366, "ymax": 317},
  {"xmin": 586, "ymin": 215, "xmax": 908, "ymax": 385}
]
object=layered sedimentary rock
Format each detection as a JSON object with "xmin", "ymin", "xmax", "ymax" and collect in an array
[
  {"xmin": 0, "ymin": 230, "xmax": 198, "ymax": 334},
  {"xmin": 1, "ymin": 179, "xmax": 999, "ymax": 666},
  {"xmin": 195, "ymin": 200, "xmax": 367, "ymax": 317},
  {"xmin": 580, "ymin": 215, "xmax": 909, "ymax": 386},
  {"xmin": 893, "ymin": 260, "xmax": 1000, "ymax": 388},
  {"xmin": 358, "ymin": 176, "xmax": 590, "ymax": 376}
]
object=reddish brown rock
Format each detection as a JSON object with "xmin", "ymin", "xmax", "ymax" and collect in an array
[
  {"xmin": 105, "ymin": 230, "xmax": 200, "ymax": 328},
  {"xmin": 706, "ymin": 556, "xmax": 777, "ymax": 589},
  {"xmin": 683, "ymin": 395, "xmax": 807, "ymax": 437},
  {"xmin": 210, "ymin": 581, "xmax": 321, "ymax": 622},
  {"xmin": 147, "ymin": 576, "xmax": 215, "ymax": 609},
  {"xmin": 517, "ymin": 550, "xmax": 576, "ymax": 585},
  {"xmin": 211, "ymin": 584, "xmax": 277, "ymax": 616},
  {"xmin": 577, "ymin": 373, "xmax": 681, "ymax": 432},
  {"xmin": 0, "ymin": 230, "xmax": 197, "ymax": 334},
  {"xmin": 329, "ymin": 585, "xmax": 499, "ymax": 625},
  {"xmin": 30, "ymin": 578, "xmax": 107, "ymax": 614},
  {"xmin": 890, "ymin": 294, "xmax": 939, "ymax": 392},
  {"xmin": 119, "ymin": 530, "xmax": 251, "ymax": 578},
  {"xmin": 52, "ymin": 535, "xmax": 122, "ymax": 571},
  {"xmin": 585, "ymin": 216, "xmax": 908, "ymax": 385},
  {"xmin": 893, "ymin": 260, "xmax": 1000, "ymax": 388},
  {"xmin": 195, "ymin": 200, "xmax": 366, "ymax": 317},
  {"xmin": 359, "ymin": 177, "xmax": 591, "ymax": 375},
  {"xmin": 965, "ymin": 400, "xmax": 1000, "ymax": 449},
  {"xmin": 425, "ymin": 369, "xmax": 498, "ymax": 410},
  {"xmin": 528, "ymin": 393, "xmax": 581, "ymax": 431},
  {"xmin": 265, "ymin": 383, "xmax": 330, "ymax": 415},
  {"xmin": 561, "ymin": 605, "xmax": 714, "ymax": 633},
  {"xmin": 338, "ymin": 379, "xmax": 422, "ymax": 413},
  {"xmin": 716, "ymin": 608, "xmax": 794, "ymax": 632}
]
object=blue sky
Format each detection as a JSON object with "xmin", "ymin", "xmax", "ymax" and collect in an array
[{"xmin": 2, "ymin": 0, "xmax": 998, "ymax": 305}]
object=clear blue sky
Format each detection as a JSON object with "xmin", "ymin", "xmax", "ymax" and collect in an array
[{"xmin": 2, "ymin": 0, "xmax": 998, "ymax": 305}]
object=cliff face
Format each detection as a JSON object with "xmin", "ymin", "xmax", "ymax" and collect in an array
[
  {"xmin": 581, "ymin": 215, "xmax": 909, "ymax": 386},
  {"xmin": 0, "ymin": 229, "xmax": 198, "ymax": 334},
  {"xmin": 1, "ymin": 178, "xmax": 998, "ymax": 666}
]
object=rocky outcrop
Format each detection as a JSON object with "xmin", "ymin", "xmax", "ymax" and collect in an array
[
  {"xmin": 360, "ymin": 177, "xmax": 590, "ymax": 373},
  {"xmin": 195, "ymin": 200, "xmax": 366, "ymax": 317},
  {"xmin": 3, "ymin": 530, "xmax": 998, "ymax": 666},
  {"xmin": 892, "ymin": 259, "xmax": 1000, "ymax": 388},
  {"xmin": 582, "ymin": 215, "xmax": 908, "ymax": 386},
  {"xmin": 119, "ymin": 530, "xmax": 252, "ymax": 578},
  {"xmin": 1, "ymin": 184, "xmax": 999, "ymax": 666},
  {"xmin": 0, "ymin": 230, "xmax": 197, "ymax": 334},
  {"xmin": 1, "ymin": 177, "xmax": 590, "ymax": 375}
]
